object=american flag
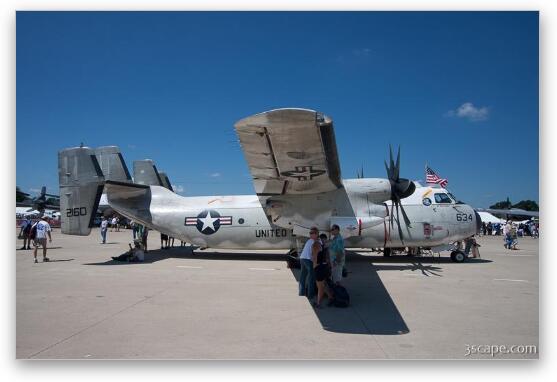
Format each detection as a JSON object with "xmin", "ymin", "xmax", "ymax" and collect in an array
[{"xmin": 426, "ymin": 166, "xmax": 448, "ymax": 188}]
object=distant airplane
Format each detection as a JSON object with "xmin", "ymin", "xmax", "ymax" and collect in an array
[
  {"xmin": 58, "ymin": 108, "xmax": 489, "ymax": 262},
  {"xmin": 17, "ymin": 186, "xmax": 59, "ymax": 214}
]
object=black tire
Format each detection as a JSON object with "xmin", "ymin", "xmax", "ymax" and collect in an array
[
  {"xmin": 383, "ymin": 248, "xmax": 392, "ymax": 257},
  {"xmin": 286, "ymin": 250, "xmax": 300, "ymax": 269},
  {"xmin": 450, "ymin": 251, "xmax": 466, "ymax": 263}
]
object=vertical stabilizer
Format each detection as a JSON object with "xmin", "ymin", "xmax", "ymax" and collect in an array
[
  {"xmin": 58, "ymin": 147, "xmax": 105, "ymax": 235},
  {"xmin": 94, "ymin": 146, "xmax": 132, "ymax": 182},
  {"xmin": 133, "ymin": 160, "xmax": 163, "ymax": 186}
]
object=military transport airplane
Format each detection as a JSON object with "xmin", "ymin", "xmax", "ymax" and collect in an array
[{"xmin": 58, "ymin": 108, "xmax": 481, "ymax": 262}]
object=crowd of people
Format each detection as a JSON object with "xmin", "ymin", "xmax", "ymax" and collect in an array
[
  {"xmin": 19, "ymin": 214, "xmax": 180, "ymax": 264},
  {"xmin": 478, "ymin": 219, "xmax": 539, "ymax": 252},
  {"xmin": 479, "ymin": 220, "xmax": 539, "ymax": 238}
]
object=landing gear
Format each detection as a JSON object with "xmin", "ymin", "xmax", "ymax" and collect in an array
[
  {"xmin": 450, "ymin": 250, "xmax": 466, "ymax": 263},
  {"xmin": 383, "ymin": 248, "xmax": 392, "ymax": 257},
  {"xmin": 286, "ymin": 249, "xmax": 300, "ymax": 269}
]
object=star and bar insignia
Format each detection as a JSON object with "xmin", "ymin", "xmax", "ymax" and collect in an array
[
  {"xmin": 280, "ymin": 166, "xmax": 325, "ymax": 181},
  {"xmin": 184, "ymin": 209, "xmax": 232, "ymax": 235}
]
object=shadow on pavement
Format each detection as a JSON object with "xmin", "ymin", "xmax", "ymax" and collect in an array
[
  {"xmin": 289, "ymin": 251, "xmax": 491, "ymax": 335},
  {"xmin": 83, "ymin": 246, "xmax": 289, "ymax": 265}
]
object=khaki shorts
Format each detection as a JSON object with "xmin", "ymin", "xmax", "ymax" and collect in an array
[
  {"xmin": 331, "ymin": 264, "xmax": 343, "ymax": 283},
  {"xmin": 34, "ymin": 238, "xmax": 47, "ymax": 248}
]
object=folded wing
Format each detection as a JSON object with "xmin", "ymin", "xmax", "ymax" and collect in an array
[{"xmin": 234, "ymin": 108, "xmax": 342, "ymax": 196}]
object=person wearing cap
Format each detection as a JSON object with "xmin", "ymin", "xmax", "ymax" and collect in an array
[
  {"xmin": 298, "ymin": 227, "xmax": 319, "ymax": 300},
  {"xmin": 33, "ymin": 216, "xmax": 52, "ymax": 263}
]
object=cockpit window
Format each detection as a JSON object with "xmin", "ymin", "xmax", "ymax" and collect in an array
[
  {"xmin": 447, "ymin": 192, "xmax": 464, "ymax": 204},
  {"xmin": 434, "ymin": 193, "xmax": 453, "ymax": 204}
]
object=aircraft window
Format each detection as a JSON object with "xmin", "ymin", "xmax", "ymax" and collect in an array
[{"xmin": 434, "ymin": 193, "xmax": 453, "ymax": 204}]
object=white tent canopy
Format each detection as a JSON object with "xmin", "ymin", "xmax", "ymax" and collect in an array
[{"xmin": 477, "ymin": 211, "xmax": 505, "ymax": 224}]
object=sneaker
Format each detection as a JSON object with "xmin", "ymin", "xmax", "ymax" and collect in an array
[
  {"xmin": 34, "ymin": 259, "xmax": 38, "ymax": 263},
  {"xmin": 27, "ymin": 247, "xmax": 31, "ymax": 250},
  {"xmin": 20, "ymin": 246, "xmax": 25, "ymax": 250},
  {"xmin": 43, "ymin": 257, "xmax": 50, "ymax": 262}
]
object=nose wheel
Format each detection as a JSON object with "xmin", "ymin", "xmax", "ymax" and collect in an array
[{"xmin": 450, "ymin": 250, "xmax": 466, "ymax": 263}]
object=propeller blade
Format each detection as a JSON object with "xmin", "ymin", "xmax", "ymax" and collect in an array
[
  {"xmin": 399, "ymin": 202, "xmax": 412, "ymax": 228},
  {"xmin": 390, "ymin": 201, "xmax": 394, "ymax": 228},
  {"xmin": 395, "ymin": 200, "xmax": 405, "ymax": 244},
  {"xmin": 389, "ymin": 145, "xmax": 394, "ymax": 175},
  {"xmin": 384, "ymin": 160, "xmax": 391, "ymax": 179},
  {"xmin": 394, "ymin": 146, "xmax": 401, "ymax": 181}
]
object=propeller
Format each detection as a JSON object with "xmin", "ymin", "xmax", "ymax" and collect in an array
[{"xmin": 384, "ymin": 145, "xmax": 416, "ymax": 243}]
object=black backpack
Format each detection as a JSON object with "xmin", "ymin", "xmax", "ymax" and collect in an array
[
  {"xmin": 332, "ymin": 284, "xmax": 350, "ymax": 308},
  {"xmin": 29, "ymin": 222, "xmax": 38, "ymax": 240}
]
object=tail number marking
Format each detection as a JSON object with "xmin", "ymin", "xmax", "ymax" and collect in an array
[{"xmin": 66, "ymin": 207, "xmax": 87, "ymax": 217}]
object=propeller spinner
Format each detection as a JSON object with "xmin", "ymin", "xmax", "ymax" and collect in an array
[{"xmin": 384, "ymin": 145, "xmax": 416, "ymax": 243}]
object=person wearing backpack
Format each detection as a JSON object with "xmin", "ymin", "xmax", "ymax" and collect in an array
[
  {"xmin": 32, "ymin": 216, "xmax": 52, "ymax": 263},
  {"xmin": 19, "ymin": 217, "xmax": 33, "ymax": 250}
]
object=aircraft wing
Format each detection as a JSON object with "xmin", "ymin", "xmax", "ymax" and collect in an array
[
  {"xmin": 234, "ymin": 108, "xmax": 342, "ymax": 196},
  {"xmin": 476, "ymin": 208, "xmax": 539, "ymax": 218}
]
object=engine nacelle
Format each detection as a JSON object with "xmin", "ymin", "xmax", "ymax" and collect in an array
[{"xmin": 330, "ymin": 216, "xmax": 385, "ymax": 238}]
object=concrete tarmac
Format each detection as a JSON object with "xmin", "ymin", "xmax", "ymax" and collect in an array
[{"xmin": 16, "ymin": 229, "xmax": 539, "ymax": 359}]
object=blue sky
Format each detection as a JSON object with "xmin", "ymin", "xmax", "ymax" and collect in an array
[{"xmin": 16, "ymin": 11, "xmax": 538, "ymax": 208}]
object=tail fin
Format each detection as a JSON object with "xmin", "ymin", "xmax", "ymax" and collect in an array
[
  {"xmin": 94, "ymin": 146, "xmax": 132, "ymax": 183},
  {"xmin": 158, "ymin": 171, "xmax": 174, "ymax": 191},
  {"xmin": 133, "ymin": 160, "xmax": 163, "ymax": 186},
  {"xmin": 58, "ymin": 147, "xmax": 105, "ymax": 235}
]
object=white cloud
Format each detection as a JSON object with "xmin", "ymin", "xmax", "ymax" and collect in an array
[
  {"xmin": 28, "ymin": 188, "xmax": 41, "ymax": 193},
  {"xmin": 352, "ymin": 48, "xmax": 372, "ymax": 57},
  {"xmin": 447, "ymin": 102, "xmax": 489, "ymax": 122},
  {"xmin": 210, "ymin": 172, "xmax": 221, "ymax": 178},
  {"xmin": 172, "ymin": 184, "xmax": 184, "ymax": 194}
]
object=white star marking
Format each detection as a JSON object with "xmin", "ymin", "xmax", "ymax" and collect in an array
[{"xmin": 199, "ymin": 210, "xmax": 219, "ymax": 232}]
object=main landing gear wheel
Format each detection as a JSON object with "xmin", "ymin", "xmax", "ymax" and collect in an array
[
  {"xmin": 450, "ymin": 250, "xmax": 466, "ymax": 263},
  {"xmin": 286, "ymin": 249, "xmax": 300, "ymax": 269},
  {"xmin": 383, "ymin": 248, "xmax": 392, "ymax": 257}
]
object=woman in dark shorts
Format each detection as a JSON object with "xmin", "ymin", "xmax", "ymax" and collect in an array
[{"xmin": 312, "ymin": 237, "xmax": 334, "ymax": 308}]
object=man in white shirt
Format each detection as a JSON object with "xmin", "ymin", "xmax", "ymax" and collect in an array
[
  {"xmin": 298, "ymin": 227, "xmax": 319, "ymax": 299},
  {"xmin": 33, "ymin": 216, "xmax": 52, "ymax": 263}
]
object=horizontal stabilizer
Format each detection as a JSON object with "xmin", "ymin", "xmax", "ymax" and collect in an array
[{"xmin": 58, "ymin": 147, "xmax": 105, "ymax": 235}]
